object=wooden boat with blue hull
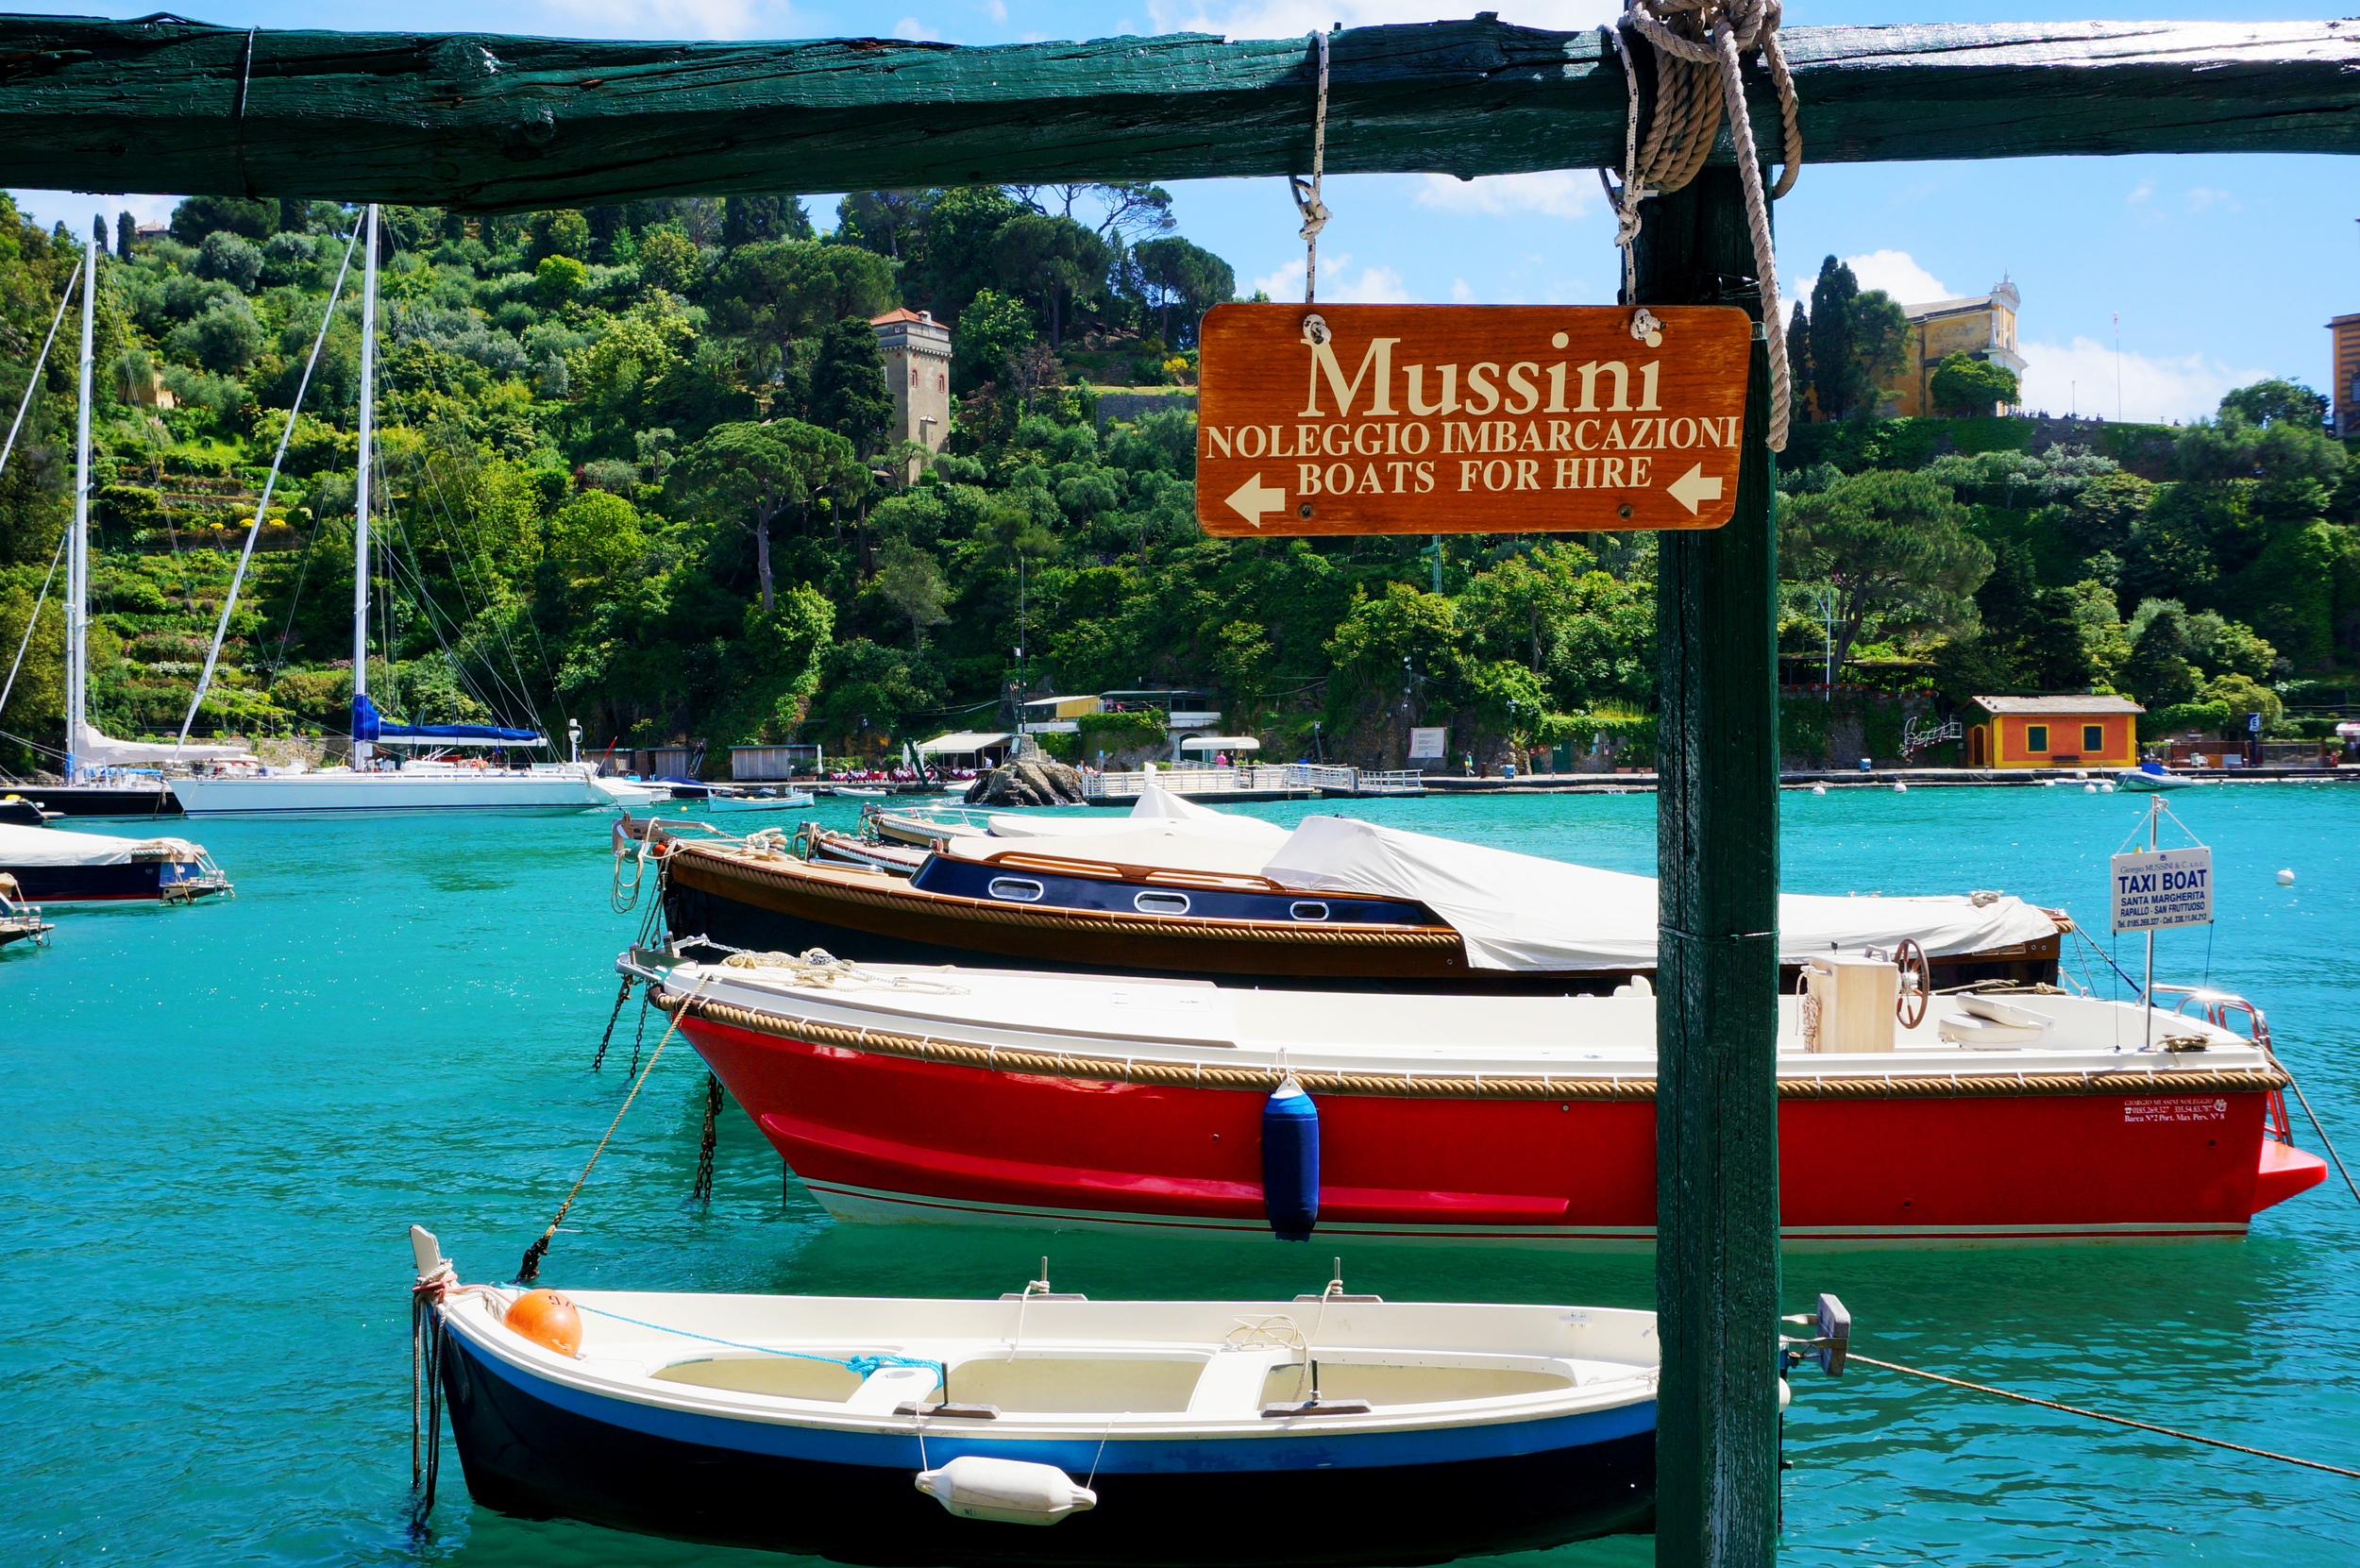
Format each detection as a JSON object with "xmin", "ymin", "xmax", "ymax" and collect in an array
[
  {"xmin": 626, "ymin": 814, "xmax": 2067, "ymax": 996},
  {"xmin": 909, "ymin": 849, "xmax": 1432, "ymax": 927},
  {"xmin": 424, "ymin": 1248, "xmax": 1659, "ymax": 1564}
]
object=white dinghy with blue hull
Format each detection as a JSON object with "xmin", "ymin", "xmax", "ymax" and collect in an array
[{"xmin": 426, "ymin": 1264, "xmax": 1660, "ymax": 1565}]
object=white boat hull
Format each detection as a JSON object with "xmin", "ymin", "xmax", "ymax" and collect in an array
[
  {"xmin": 430, "ymin": 1281, "xmax": 1660, "ymax": 1565},
  {"xmin": 2116, "ymin": 769, "xmax": 2198, "ymax": 792},
  {"xmin": 170, "ymin": 767, "xmax": 618, "ymax": 817}
]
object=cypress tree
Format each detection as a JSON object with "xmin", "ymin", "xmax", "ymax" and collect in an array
[{"xmin": 1807, "ymin": 257, "xmax": 1859, "ymax": 418}]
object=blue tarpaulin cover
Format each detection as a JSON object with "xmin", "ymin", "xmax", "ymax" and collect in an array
[{"xmin": 351, "ymin": 694, "xmax": 540, "ymax": 745}]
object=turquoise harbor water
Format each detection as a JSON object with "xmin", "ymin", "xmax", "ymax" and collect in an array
[{"xmin": 5, "ymin": 784, "xmax": 2357, "ymax": 1567}]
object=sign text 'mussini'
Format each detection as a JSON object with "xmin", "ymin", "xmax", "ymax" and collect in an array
[
  {"xmin": 1193, "ymin": 304, "xmax": 1752, "ymax": 535},
  {"xmin": 1199, "ymin": 332, "xmax": 1742, "ymax": 497}
]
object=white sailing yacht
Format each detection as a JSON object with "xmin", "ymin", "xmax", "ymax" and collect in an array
[
  {"xmin": 30, "ymin": 227, "xmax": 253, "ymax": 816},
  {"xmin": 168, "ymin": 208, "xmax": 623, "ymax": 818}
]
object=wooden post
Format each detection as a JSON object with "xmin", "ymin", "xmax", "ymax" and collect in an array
[{"xmin": 1636, "ymin": 163, "xmax": 1783, "ymax": 1568}]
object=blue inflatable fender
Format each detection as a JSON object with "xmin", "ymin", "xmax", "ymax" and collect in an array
[{"xmin": 1261, "ymin": 1077, "xmax": 1320, "ymax": 1241}]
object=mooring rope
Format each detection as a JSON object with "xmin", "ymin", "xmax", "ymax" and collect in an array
[
  {"xmin": 1850, "ymin": 1354, "xmax": 2360, "ymax": 1479},
  {"xmin": 574, "ymin": 1302, "xmax": 944, "ymax": 1386},
  {"xmin": 1612, "ymin": 0, "xmax": 1801, "ymax": 449},
  {"xmin": 2279, "ymin": 1068, "xmax": 2360, "ymax": 1209},
  {"xmin": 516, "ymin": 976, "xmax": 713, "ymax": 1284}
]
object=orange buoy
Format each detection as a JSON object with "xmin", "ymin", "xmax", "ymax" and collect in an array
[{"xmin": 505, "ymin": 1289, "xmax": 583, "ymax": 1357}]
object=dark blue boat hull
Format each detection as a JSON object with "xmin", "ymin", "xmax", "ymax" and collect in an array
[
  {"xmin": 0, "ymin": 858, "xmax": 211, "ymax": 904},
  {"xmin": 909, "ymin": 854, "xmax": 1433, "ymax": 927},
  {"xmin": 440, "ymin": 1332, "xmax": 1654, "ymax": 1567}
]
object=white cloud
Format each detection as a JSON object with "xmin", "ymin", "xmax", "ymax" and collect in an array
[
  {"xmin": 1251, "ymin": 249, "xmax": 1411, "ymax": 304},
  {"xmin": 985, "ymin": 0, "xmax": 1007, "ymax": 17},
  {"xmin": 894, "ymin": 15, "xmax": 937, "ymax": 39},
  {"xmin": 533, "ymin": 0, "xmax": 808, "ymax": 41},
  {"xmin": 1842, "ymin": 248, "xmax": 1950, "ymax": 307},
  {"xmin": 2017, "ymin": 336, "xmax": 2270, "ymax": 425},
  {"xmin": 9, "ymin": 189, "xmax": 177, "ymax": 237},
  {"xmin": 1147, "ymin": 0, "xmax": 1613, "ymax": 42},
  {"xmin": 1450, "ymin": 278, "xmax": 1473, "ymax": 303},
  {"xmin": 2184, "ymin": 187, "xmax": 2239, "ymax": 213},
  {"xmin": 2126, "ymin": 178, "xmax": 2156, "ymax": 205},
  {"xmin": 1412, "ymin": 171, "xmax": 1597, "ymax": 221}
]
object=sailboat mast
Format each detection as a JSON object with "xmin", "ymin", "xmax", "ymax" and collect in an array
[
  {"xmin": 64, "ymin": 226, "xmax": 94, "ymax": 784},
  {"xmin": 351, "ymin": 205, "xmax": 378, "ymax": 766}
]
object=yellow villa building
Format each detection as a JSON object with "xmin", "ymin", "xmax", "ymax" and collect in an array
[
  {"xmin": 1880, "ymin": 277, "xmax": 2027, "ymax": 418},
  {"xmin": 2330, "ymin": 312, "xmax": 2360, "ymax": 437},
  {"xmin": 1965, "ymin": 695, "xmax": 2143, "ymax": 769}
]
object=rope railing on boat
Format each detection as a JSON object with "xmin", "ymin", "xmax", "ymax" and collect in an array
[{"xmin": 652, "ymin": 986, "xmax": 2290, "ymax": 1104}]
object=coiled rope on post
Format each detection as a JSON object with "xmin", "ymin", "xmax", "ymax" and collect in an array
[
  {"xmin": 1850, "ymin": 1353, "xmax": 2360, "ymax": 1480},
  {"xmin": 1612, "ymin": 0, "xmax": 1802, "ymax": 450},
  {"xmin": 1289, "ymin": 28, "xmax": 1333, "ymax": 305}
]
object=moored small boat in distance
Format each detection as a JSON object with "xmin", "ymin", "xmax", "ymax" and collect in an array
[
  {"xmin": 2116, "ymin": 763, "xmax": 2200, "ymax": 792},
  {"xmin": 0, "ymin": 873, "xmax": 52, "ymax": 948},
  {"xmin": 0, "ymin": 821, "xmax": 230, "ymax": 904},
  {"xmin": 0, "ymin": 794, "xmax": 57, "ymax": 827},
  {"xmin": 643, "ymin": 776, "xmax": 818, "ymax": 814},
  {"xmin": 415, "ymin": 1225, "xmax": 1660, "ymax": 1564}
]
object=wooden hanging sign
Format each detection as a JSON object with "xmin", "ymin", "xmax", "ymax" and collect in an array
[{"xmin": 1193, "ymin": 303, "xmax": 1752, "ymax": 536}]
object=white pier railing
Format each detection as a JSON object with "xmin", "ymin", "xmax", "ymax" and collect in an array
[{"xmin": 1080, "ymin": 764, "xmax": 1426, "ymax": 799}]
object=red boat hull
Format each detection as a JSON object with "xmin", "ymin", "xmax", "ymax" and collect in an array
[{"xmin": 682, "ymin": 1015, "xmax": 2327, "ymax": 1249}]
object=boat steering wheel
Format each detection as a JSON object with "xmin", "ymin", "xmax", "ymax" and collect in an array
[{"xmin": 1894, "ymin": 938, "xmax": 1931, "ymax": 1030}]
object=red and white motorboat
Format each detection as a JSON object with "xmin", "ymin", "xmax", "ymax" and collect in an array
[{"xmin": 640, "ymin": 954, "xmax": 2327, "ymax": 1251}]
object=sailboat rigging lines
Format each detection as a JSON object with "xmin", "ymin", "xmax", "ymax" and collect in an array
[{"xmin": 161, "ymin": 206, "xmax": 622, "ymax": 818}]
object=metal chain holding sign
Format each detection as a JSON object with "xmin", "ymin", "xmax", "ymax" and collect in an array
[
  {"xmin": 1288, "ymin": 28, "xmax": 1332, "ymax": 305},
  {"xmin": 1610, "ymin": 0, "xmax": 1802, "ymax": 450}
]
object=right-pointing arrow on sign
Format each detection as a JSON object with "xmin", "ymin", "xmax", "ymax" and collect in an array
[
  {"xmin": 1666, "ymin": 464, "xmax": 1724, "ymax": 515},
  {"xmin": 1224, "ymin": 474, "xmax": 1289, "ymax": 528}
]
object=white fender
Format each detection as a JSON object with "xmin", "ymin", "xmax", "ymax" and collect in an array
[{"xmin": 916, "ymin": 1455, "xmax": 1098, "ymax": 1526}]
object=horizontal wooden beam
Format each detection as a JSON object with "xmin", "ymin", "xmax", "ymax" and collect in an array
[{"xmin": 1, "ymin": 15, "xmax": 2353, "ymax": 210}]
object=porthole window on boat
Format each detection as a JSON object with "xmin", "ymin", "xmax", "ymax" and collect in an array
[
  {"xmin": 987, "ymin": 878, "xmax": 1045, "ymax": 902},
  {"xmin": 1134, "ymin": 891, "xmax": 1192, "ymax": 915},
  {"xmin": 1290, "ymin": 902, "xmax": 1331, "ymax": 921}
]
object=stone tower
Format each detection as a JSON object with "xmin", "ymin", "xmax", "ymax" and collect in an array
[{"xmin": 870, "ymin": 309, "xmax": 953, "ymax": 478}]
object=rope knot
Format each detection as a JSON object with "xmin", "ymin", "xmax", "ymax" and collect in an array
[{"xmin": 1610, "ymin": 0, "xmax": 1802, "ymax": 449}]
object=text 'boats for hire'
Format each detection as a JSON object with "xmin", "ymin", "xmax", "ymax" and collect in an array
[{"xmin": 1194, "ymin": 303, "xmax": 1752, "ymax": 536}]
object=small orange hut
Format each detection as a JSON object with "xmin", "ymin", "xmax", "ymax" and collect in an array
[{"xmin": 1965, "ymin": 695, "xmax": 2143, "ymax": 769}]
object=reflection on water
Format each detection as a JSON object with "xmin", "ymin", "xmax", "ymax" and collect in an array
[{"xmin": 7, "ymin": 786, "xmax": 2357, "ymax": 1565}]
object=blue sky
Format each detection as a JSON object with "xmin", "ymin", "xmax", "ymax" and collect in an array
[{"xmin": 10, "ymin": 0, "xmax": 2352, "ymax": 421}]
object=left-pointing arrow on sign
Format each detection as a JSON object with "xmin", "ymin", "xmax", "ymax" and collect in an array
[
  {"xmin": 1666, "ymin": 463, "xmax": 1724, "ymax": 515},
  {"xmin": 1224, "ymin": 474, "xmax": 1289, "ymax": 528}
]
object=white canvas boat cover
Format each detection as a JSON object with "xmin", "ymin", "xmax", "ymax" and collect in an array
[
  {"xmin": 72, "ymin": 718, "xmax": 250, "ymax": 767},
  {"xmin": 985, "ymin": 785, "xmax": 1290, "ymax": 847},
  {"xmin": 916, "ymin": 731, "xmax": 1013, "ymax": 754},
  {"xmin": 949, "ymin": 822, "xmax": 1282, "ymax": 879},
  {"xmin": 1262, "ymin": 817, "xmax": 2062, "ymax": 971},
  {"xmin": 0, "ymin": 821, "xmax": 205, "ymax": 866}
]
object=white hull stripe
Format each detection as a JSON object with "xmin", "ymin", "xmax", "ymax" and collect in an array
[{"xmin": 801, "ymin": 1179, "xmax": 2250, "ymax": 1251}]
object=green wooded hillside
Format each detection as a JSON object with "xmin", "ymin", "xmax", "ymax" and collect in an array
[{"xmin": 0, "ymin": 194, "xmax": 2352, "ymax": 775}]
